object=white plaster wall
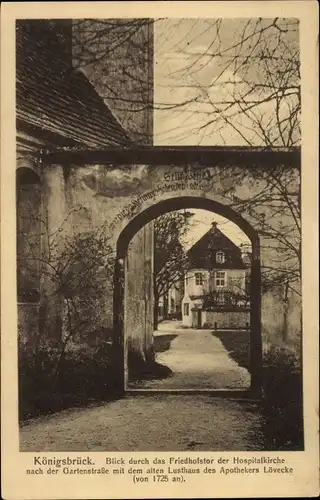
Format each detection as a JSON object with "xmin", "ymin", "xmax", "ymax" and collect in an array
[
  {"xmin": 182, "ymin": 296, "xmax": 193, "ymax": 327},
  {"xmin": 185, "ymin": 268, "xmax": 246, "ymax": 297},
  {"xmin": 185, "ymin": 269, "xmax": 210, "ymax": 297}
]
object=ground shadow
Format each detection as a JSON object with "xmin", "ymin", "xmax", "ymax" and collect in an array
[
  {"xmin": 128, "ymin": 351, "xmax": 173, "ymax": 383},
  {"xmin": 154, "ymin": 334, "xmax": 178, "ymax": 353},
  {"xmin": 212, "ymin": 330, "xmax": 250, "ymax": 370}
]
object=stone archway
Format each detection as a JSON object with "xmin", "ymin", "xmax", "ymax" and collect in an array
[{"xmin": 114, "ymin": 196, "xmax": 262, "ymax": 396}]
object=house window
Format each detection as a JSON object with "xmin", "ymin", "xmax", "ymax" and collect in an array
[
  {"xmin": 183, "ymin": 303, "xmax": 189, "ymax": 316},
  {"xmin": 216, "ymin": 251, "xmax": 225, "ymax": 264},
  {"xmin": 195, "ymin": 272, "xmax": 204, "ymax": 285},
  {"xmin": 215, "ymin": 271, "xmax": 226, "ymax": 287}
]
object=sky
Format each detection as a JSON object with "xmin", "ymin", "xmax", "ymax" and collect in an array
[
  {"xmin": 151, "ymin": 18, "xmax": 298, "ymax": 246},
  {"xmin": 153, "ymin": 19, "xmax": 274, "ymax": 246},
  {"xmin": 76, "ymin": 18, "xmax": 298, "ymax": 248},
  {"xmin": 177, "ymin": 209, "xmax": 250, "ymax": 250},
  {"xmin": 153, "ymin": 18, "xmax": 300, "ymax": 147}
]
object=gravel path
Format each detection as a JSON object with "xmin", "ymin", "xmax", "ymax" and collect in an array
[
  {"xmin": 129, "ymin": 324, "xmax": 251, "ymax": 390},
  {"xmin": 20, "ymin": 394, "xmax": 264, "ymax": 451}
]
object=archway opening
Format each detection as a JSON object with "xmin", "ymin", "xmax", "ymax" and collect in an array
[{"xmin": 114, "ymin": 197, "xmax": 261, "ymax": 395}]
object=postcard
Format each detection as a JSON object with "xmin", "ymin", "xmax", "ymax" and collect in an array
[{"xmin": 1, "ymin": 1, "xmax": 319, "ymax": 498}]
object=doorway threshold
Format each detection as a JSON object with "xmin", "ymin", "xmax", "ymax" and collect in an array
[{"xmin": 125, "ymin": 388, "xmax": 260, "ymax": 400}]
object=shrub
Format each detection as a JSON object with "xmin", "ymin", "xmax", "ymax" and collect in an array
[
  {"xmin": 168, "ymin": 312, "xmax": 182, "ymax": 321},
  {"xmin": 18, "ymin": 341, "xmax": 121, "ymax": 421},
  {"xmin": 260, "ymin": 345, "xmax": 303, "ymax": 450},
  {"xmin": 202, "ymin": 322, "xmax": 213, "ymax": 329},
  {"xmin": 19, "ymin": 344, "xmax": 57, "ymax": 420}
]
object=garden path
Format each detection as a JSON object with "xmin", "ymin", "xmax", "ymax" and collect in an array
[
  {"xmin": 20, "ymin": 394, "xmax": 263, "ymax": 451},
  {"xmin": 133, "ymin": 321, "xmax": 250, "ymax": 390}
]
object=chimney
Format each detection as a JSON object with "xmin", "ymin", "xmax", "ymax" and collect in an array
[
  {"xmin": 240, "ymin": 243, "xmax": 252, "ymax": 266},
  {"xmin": 211, "ymin": 221, "xmax": 217, "ymax": 232}
]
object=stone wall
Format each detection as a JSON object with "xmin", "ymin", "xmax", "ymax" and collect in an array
[
  {"xmin": 98, "ymin": 162, "xmax": 300, "ymax": 349},
  {"xmin": 125, "ymin": 223, "xmax": 154, "ymax": 366},
  {"xmin": 203, "ymin": 310, "xmax": 250, "ymax": 330},
  {"xmin": 17, "ymin": 161, "xmax": 156, "ymax": 352},
  {"xmin": 72, "ymin": 19, "xmax": 153, "ymax": 144},
  {"xmin": 16, "ymin": 159, "xmax": 301, "ymax": 356},
  {"xmin": 17, "ymin": 303, "xmax": 40, "ymax": 347}
]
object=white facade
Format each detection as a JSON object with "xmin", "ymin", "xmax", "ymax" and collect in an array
[
  {"xmin": 168, "ymin": 283, "xmax": 182, "ymax": 314},
  {"xmin": 182, "ymin": 267, "xmax": 247, "ymax": 328},
  {"xmin": 158, "ymin": 280, "xmax": 184, "ymax": 323}
]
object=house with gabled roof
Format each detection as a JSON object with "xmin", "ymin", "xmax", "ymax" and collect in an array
[{"xmin": 182, "ymin": 222, "xmax": 251, "ymax": 329}]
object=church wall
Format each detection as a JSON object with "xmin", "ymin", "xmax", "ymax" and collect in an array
[{"xmin": 16, "ymin": 157, "xmax": 301, "ymax": 356}]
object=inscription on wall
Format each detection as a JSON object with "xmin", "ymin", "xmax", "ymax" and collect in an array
[
  {"xmin": 112, "ymin": 167, "xmax": 214, "ymax": 226},
  {"xmin": 162, "ymin": 167, "xmax": 212, "ymax": 191}
]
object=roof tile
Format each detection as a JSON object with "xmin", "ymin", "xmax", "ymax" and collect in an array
[
  {"xmin": 16, "ymin": 22, "xmax": 133, "ymax": 150},
  {"xmin": 187, "ymin": 225, "xmax": 246, "ymax": 270}
]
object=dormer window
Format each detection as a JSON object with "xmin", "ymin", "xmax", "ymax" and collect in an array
[{"xmin": 216, "ymin": 251, "xmax": 225, "ymax": 264}]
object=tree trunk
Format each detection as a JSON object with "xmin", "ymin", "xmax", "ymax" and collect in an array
[
  {"xmin": 153, "ymin": 294, "xmax": 159, "ymax": 331},
  {"xmin": 163, "ymin": 293, "xmax": 169, "ymax": 320},
  {"xmin": 283, "ymin": 282, "xmax": 289, "ymax": 342}
]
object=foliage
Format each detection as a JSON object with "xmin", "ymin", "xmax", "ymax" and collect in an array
[
  {"xmin": 168, "ymin": 311, "xmax": 182, "ymax": 321},
  {"xmin": 19, "ymin": 340, "xmax": 121, "ymax": 421},
  {"xmin": 72, "ymin": 19, "xmax": 154, "ymax": 143},
  {"xmin": 203, "ymin": 289, "xmax": 250, "ymax": 309},
  {"xmin": 17, "ymin": 208, "xmax": 119, "ymax": 419},
  {"xmin": 71, "ymin": 19, "xmax": 301, "ymax": 316},
  {"xmin": 53, "ymin": 229, "xmax": 115, "ymax": 348},
  {"xmin": 155, "ymin": 18, "xmax": 300, "ymax": 147},
  {"xmin": 260, "ymin": 345, "xmax": 303, "ymax": 450},
  {"xmin": 226, "ymin": 165, "xmax": 301, "ymax": 297},
  {"xmin": 72, "ymin": 18, "xmax": 300, "ymax": 148},
  {"xmin": 153, "ymin": 210, "xmax": 192, "ymax": 326},
  {"xmin": 18, "ymin": 206, "xmax": 115, "ymax": 338}
]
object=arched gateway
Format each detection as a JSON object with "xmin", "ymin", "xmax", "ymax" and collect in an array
[
  {"xmin": 17, "ymin": 146, "xmax": 300, "ymax": 400},
  {"xmin": 114, "ymin": 195, "xmax": 262, "ymax": 395},
  {"xmin": 14, "ymin": 19, "xmax": 302, "ymax": 432}
]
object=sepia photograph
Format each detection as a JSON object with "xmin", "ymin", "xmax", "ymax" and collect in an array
[
  {"xmin": 15, "ymin": 15, "xmax": 304, "ymax": 454},
  {"xmin": 1, "ymin": 1, "xmax": 319, "ymax": 497}
]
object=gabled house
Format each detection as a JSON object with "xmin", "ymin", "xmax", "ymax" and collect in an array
[{"xmin": 182, "ymin": 222, "xmax": 251, "ymax": 329}]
